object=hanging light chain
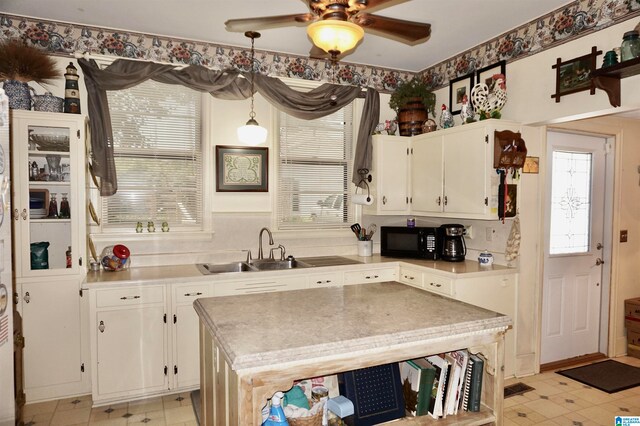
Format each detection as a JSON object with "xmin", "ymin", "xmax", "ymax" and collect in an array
[{"xmin": 249, "ymin": 33, "xmax": 256, "ymax": 119}]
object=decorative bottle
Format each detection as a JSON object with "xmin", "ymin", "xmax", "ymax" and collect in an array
[
  {"xmin": 620, "ymin": 30, "xmax": 640, "ymax": 62},
  {"xmin": 66, "ymin": 246, "xmax": 72, "ymax": 268}
]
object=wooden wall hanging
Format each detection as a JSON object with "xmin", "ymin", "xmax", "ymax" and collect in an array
[
  {"xmin": 494, "ymin": 130, "xmax": 527, "ymax": 169},
  {"xmin": 551, "ymin": 46, "xmax": 601, "ymax": 102}
]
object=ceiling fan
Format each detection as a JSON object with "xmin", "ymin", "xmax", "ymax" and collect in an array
[{"xmin": 225, "ymin": 0, "xmax": 431, "ymax": 61}]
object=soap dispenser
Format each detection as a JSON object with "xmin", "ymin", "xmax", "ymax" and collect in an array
[{"xmin": 262, "ymin": 391, "xmax": 289, "ymax": 426}]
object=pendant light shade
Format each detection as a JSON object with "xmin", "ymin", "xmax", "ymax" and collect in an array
[
  {"xmin": 237, "ymin": 118, "xmax": 268, "ymax": 144},
  {"xmin": 238, "ymin": 31, "xmax": 267, "ymax": 145},
  {"xmin": 307, "ymin": 20, "xmax": 364, "ymax": 56}
]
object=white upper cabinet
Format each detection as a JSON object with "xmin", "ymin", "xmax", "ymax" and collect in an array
[{"xmin": 366, "ymin": 120, "xmax": 521, "ymax": 220}]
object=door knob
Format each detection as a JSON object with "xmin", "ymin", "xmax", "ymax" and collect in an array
[{"xmin": 595, "ymin": 258, "xmax": 604, "ymax": 266}]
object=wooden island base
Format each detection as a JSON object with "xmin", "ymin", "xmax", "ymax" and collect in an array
[{"xmin": 194, "ymin": 282, "xmax": 511, "ymax": 425}]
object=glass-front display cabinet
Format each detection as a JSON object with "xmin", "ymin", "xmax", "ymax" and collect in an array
[{"xmin": 10, "ymin": 110, "xmax": 86, "ymax": 278}]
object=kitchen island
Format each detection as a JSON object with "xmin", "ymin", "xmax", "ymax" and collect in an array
[{"xmin": 194, "ymin": 281, "xmax": 512, "ymax": 425}]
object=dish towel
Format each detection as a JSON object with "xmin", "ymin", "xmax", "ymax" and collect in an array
[{"xmin": 505, "ymin": 216, "xmax": 521, "ymax": 261}]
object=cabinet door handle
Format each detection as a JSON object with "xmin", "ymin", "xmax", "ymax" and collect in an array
[
  {"xmin": 21, "ymin": 208, "xmax": 27, "ymax": 220},
  {"xmin": 184, "ymin": 292, "xmax": 203, "ymax": 297},
  {"xmin": 382, "ymin": 196, "xmax": 387, "ymax": 205},
  {"xmin": 23, "ymin": 291, "xmax": 30, "ymax": 304},
  {"xmin": 13, "ymin": 208, "xmax": 18, "ymax": 221},
  {"xmin": 119, "ymin": 295, "xmax": 141, "ymax": 300},
  {"xmin": 443, "ymin": 196, "xmax": 448, "ymax": 206},
  {"xmin": 98, "ymin": 320, "xmax": 105, "ymax": 333},
  {"xmin": 404, "ymin": 275, "xmax": 414, "ymax": 280},
  {"xmin": 430, "ymin": 282, "xmax": 442, "ymax": 288},
  {"xmin": 437, "ymin": 196, "xmax": 441, "ymax": 206}
]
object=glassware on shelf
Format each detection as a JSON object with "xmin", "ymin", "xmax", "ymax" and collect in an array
[
  {"xmin": 59, "ymin": 193, "xmax": 70, "ymax": 218},
  {"xmin": 48, "ymin": 193, "xmax": 58, "ymax": 218},
  {"xmin": 45, "ymin": 154, "xmax": 62, "ymax": 182}
]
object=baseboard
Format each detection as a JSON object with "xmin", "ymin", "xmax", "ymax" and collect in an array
[{"xmin": 539, "ymin": 352, "xmax": 606, "ymax": 372}]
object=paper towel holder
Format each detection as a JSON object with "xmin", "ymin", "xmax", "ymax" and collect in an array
[{"xmin": 356, "ymin": 168, "xmax": 372, "ymax": 202}]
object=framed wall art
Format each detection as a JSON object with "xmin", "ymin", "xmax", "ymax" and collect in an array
[
  {"xmin": 475, "ymin": 60, "xmax": 506, "ymax": 90},
  {"xmin": 551, "ymin": 46, "xmax": 601, "ymax": 102},
  {"xmin": 215, "ymin": 145, "xmax": 268, "ymax": 192},
  {"xmin": 449, "ymin": 73, "xmax": 474, "ymax": 115}
]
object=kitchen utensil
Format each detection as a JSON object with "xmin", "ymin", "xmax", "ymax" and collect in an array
[
  {"xmin": 367, "ymin": 224, "xmax": 377, "ymax": 240},
  {"xmin": 350, "ymin": 223, "xmax": 362, "ymax": 238}
]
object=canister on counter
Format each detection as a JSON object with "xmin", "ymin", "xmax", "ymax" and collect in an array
[{"xmin": 312, "ymin": 386, "xmax": 329, "ymax": 426}]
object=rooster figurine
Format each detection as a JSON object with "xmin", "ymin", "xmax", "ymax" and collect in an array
[
  {"xmin": 439, "ymin": 104, "xmax": 454, "ymax": 129},
  {"xmin": 459, "ymin": 94, "xmax": 474, "ymax": 124},
  {"xmin": 470, "ymin": 73, "xmax": 507, "ymax": 119}
]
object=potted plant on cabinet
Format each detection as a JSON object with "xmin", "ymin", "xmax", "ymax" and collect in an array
[
  {"xmin": 0, "ymin": 40, "xmax": 58, "ymax": 110},
  {"xmin": 389, "ymin": 76, "xmax": 436, "ymax": 136}
]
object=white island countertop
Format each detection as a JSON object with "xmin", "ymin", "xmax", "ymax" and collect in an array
[{"xmin": 193, "ymin": 281, "xmax": 512, "ymax": 371}]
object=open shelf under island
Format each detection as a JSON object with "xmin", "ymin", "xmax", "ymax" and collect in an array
[{"xmin": 194, "ymin": 281, "xmax": 512, "ymax": 425}]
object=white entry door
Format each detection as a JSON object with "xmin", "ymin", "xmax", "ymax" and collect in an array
[{"xmin": 541, "ymin": 131, "xmax": 607, "ymax": 364}]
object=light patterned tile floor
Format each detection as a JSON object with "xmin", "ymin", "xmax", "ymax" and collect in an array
[
  {"xmin": 23, "ymin": 391, "xmax": 197, "ymax": 426},
  {"xmin": 21, "ymin": 357, "xmax": 640, "ymax": 425},
  {"xmin": 505, "ymin": 356, "xmax": 640, "ymax": 426}
]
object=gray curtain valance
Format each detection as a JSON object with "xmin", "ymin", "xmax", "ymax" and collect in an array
[{"xmin": 79, "ymin": 58, "xmax": 378, "ymax": 196}]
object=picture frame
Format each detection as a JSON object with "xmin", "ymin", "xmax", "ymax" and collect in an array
[
  {"xmin": 475, "ymin": 60, "xmax": 506, "ymax": 91},
  {"xmin": 448, "ymin": 73, "xmax": 474, "ymax": 115},
  {"xmin": 522, "ymin": 156, "xmax": 540, "ymax": 174},
  {"xmin": 551, "ymin": 46, "xmax": 601, "ymax": 102},
  {"xmin": 215, "ymin": 145, "xmax": 268, "ymax": 192}
]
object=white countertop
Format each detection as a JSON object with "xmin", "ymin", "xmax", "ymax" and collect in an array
[
  {"xmin": 193, "ymin": 281, "xmax": 512, "ymax": 370},
  {"xmin": 83, "ymin": 254, "xmax": 516, "ymax": 288}
]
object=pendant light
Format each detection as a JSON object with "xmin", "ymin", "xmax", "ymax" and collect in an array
[{"xmin": 237, "ymin": 31, "xmax": 267, "ymax": 145}]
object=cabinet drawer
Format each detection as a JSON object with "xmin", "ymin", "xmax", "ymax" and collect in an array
[
  {"xmin": 96, "ymin": 286, "xmax": 164, "ymax": 308},
  {"xmin": 398, "ymin": 267, "xmax": 423, "ymax": 288},
  {"xmin": 423, "ymin": 274, "xmax": 453, "ymax": 296},
  {"xmin": 308, "ymin": 272, "xmax": 343, "ymax": 288},
  {"xmin": 175, "ymin": 284, "xmax": 211, "ymax": 304},
  {"xmin": 344, "ymin": 268, "xmax": 397, "ymax": 285}
]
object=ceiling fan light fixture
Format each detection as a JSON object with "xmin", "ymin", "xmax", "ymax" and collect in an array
[{"xmin": 307, "ymin": 20, "xmax": 364, "ymax": 55}]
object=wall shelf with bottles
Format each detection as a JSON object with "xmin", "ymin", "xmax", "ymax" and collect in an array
[{"xmin": 591, "ymin": 56, "xmax": 640, "ymax": 107}]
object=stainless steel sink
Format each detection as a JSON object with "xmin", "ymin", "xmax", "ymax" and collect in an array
[
  {"xmin": 249, "ymin": 259, "xmax": 312, "ymax": 271},
  {"xmin": 196, "ymin": 262, "xmax": 257, "ymax": 275}
]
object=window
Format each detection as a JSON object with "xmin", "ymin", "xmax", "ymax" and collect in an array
[
  {"xmin": 104, "ymin": 79, "xmax": 203, "ymax": 229},
  {"xmin": 276, "ymin": 105, "xmax": 355, "ymax": 230},
  {"xmin": 549, "ymin": 150, "xmax": 592, "ymax": 254}
]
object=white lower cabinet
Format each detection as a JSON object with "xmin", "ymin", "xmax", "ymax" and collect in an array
[
  {"xmin": 90, "ymin": 285, "xmax": 168, "ymax": 404},
  {"xmin": 171, "ymin": 283, "xmax": 212, "ymax": 390},
  {"xmin": 18, "ymin": 277, "xmax": 89, "ymax": 402}
]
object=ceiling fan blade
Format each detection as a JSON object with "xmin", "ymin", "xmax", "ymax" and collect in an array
[
  {"xmin": 354, "ymin": 0, "xmax": 410, "ymax": 13},
  {"xmin": 225, "ymin": 13, "xmax": 316, "ymax": 32},
  {"xmin": 353, "ymin": 13, "xmax": 430, "ymax": 44}
]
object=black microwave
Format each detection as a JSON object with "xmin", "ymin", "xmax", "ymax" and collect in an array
[{"xmin": 380, "ymin": 226, "xmax": 442, "ymax": 260}]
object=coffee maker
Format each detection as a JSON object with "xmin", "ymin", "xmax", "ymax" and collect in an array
[{"xmin": 440, "ymin": 224, "xmax": 466, "ymax": 262}]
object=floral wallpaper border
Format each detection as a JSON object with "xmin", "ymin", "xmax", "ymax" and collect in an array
[
  {"xmin": 1, "ymin": 0, "xmax": 639, "ymax": 93},
  {"xmin": 419, "ymin": 0, "xmax": 640, "ymax": 90}
]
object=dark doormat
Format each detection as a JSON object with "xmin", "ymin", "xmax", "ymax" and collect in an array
[
  {"xmin": 191, "ymin": 389, "xmax": 201, "ymax": 425},
  {"xmin": 504, "ymin": 382, "xmax": 535, "ymax": 398},
  {"xmin": 557, "ymin": 360, "xmax": 640, "ymax": 393}
]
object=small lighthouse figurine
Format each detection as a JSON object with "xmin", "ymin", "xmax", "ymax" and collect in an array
[{"xmin": 64, "ymin": 62, "xmax": 81, "ymax": 114}]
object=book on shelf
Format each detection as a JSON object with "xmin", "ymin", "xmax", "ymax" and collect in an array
[
  {"xmin": 467, "ymin": 353, "xmax": 485, "ymax": 412},
  {"xmin": 425, "ymin": 354, "xmax": 449, "ymax": 419},
  {"xmin": 400, "ymin": 358, "xmax": 436, "ymax": 417},
  {"xmin": 445, "ymin": 350, "xmax": 469, "ymax": 416}
]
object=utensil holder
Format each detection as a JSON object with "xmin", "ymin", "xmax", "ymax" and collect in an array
[{"xmin": 357, "ymin": 240, "xmax": 373, "ymax": 257}]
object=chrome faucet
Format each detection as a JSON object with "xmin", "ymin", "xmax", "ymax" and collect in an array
[{"xmin": 257, "ymin": 227, "xmax": 274, "ymax": 260}]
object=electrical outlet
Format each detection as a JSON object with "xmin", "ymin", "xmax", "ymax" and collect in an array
[
  {"xmin": 486, "ymin": 227, "xmax": 494, "ymax": 242},
  {"xmin": 466, "ymin": 225, "xmax": 474, "ymax": 239},
  {"xmin": 620, "ymin": 229, "xmax": 628, "ymax": 243}
]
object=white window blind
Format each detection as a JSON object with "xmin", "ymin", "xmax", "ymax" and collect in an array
[
  {"xmin": 104, "ymin": 79, "xmax": 203, "ymax": 229},
  {"xmin": 277, "ymin": 106, "xmax": 354, "ymax": 230}
]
